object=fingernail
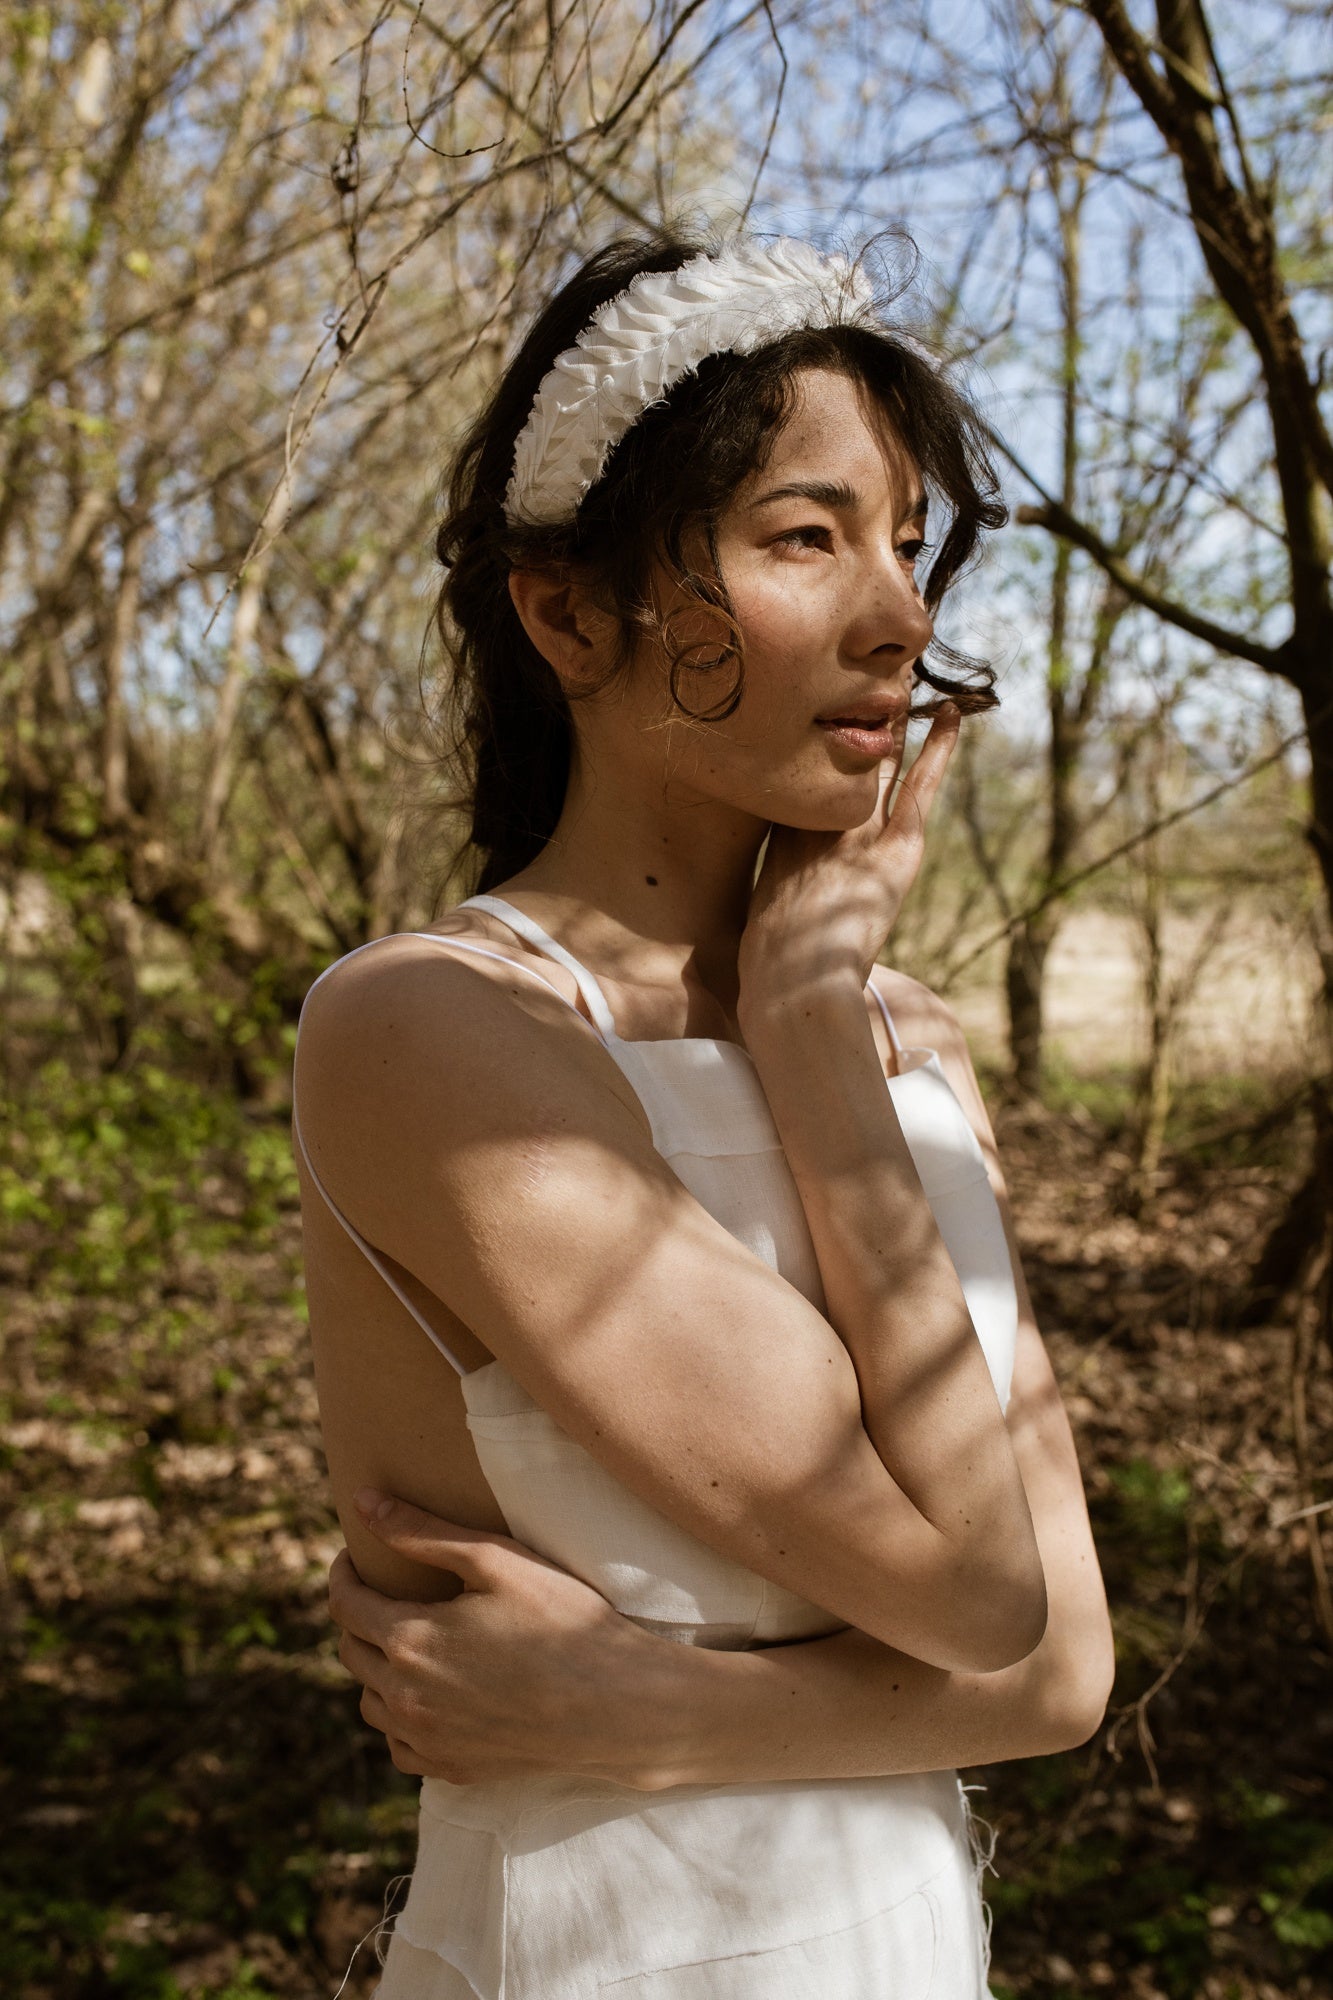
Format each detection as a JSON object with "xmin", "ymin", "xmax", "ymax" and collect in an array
[{"xmin": 355, "ymin": 1487, "xmax": 392, "ymax": 1519}]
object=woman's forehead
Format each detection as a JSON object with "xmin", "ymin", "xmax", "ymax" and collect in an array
[{"xmin": 752, "ymin": 368, "xmax": 921, "ymax": 504}]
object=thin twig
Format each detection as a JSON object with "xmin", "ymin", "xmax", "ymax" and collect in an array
[{"xmin": 935, "ymin": 713, "xmax": 1315, "ymax": 990}]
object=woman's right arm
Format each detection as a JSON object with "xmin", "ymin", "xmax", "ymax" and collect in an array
[
  {"xmin": 640, "ymin": 1242, "xmax": 1114, "ymax": 1786},
  {"xmin": 298, "ymin": 913, "xmax": 1041, "ymax": 1675}
]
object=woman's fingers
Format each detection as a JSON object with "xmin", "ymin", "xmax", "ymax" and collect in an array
[
  {"xmin": 353, "ymin": 1488, "xmax": 549, "ymax": 1588},
  {"xmin": 387, "ymin": 1734, "xmax": 427, "ymax": 1777},
  {"xmin": 358, "ymin": 1682, "xmax": 396, "ymax": 1737},
  {"xmin": 328, "ymin": 1546, "xmax": 399, "ymax": 1648},
  {"xmin": 338, "ymin": 1623, "xmax": 389, "ymax": 1691},
  {"xmin": 887, "ymin": 704, "xmax": 960, "ymax": 844}
]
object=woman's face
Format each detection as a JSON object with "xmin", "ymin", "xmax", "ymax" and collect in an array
[{"xmin": 641, "ymin": 366, "xmax": 936, "ymax": 833}]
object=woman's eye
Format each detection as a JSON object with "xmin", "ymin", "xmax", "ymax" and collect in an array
[
  {"xmin": 775, "ymin": 524, "xmax": 833, "ymax": 552},
  {"xmin": 898, "ymin": 536, "xmax": 933, "ymax": 566}
]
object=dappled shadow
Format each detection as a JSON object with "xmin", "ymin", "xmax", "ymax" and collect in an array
[
  {"xmin": 4, "ymin": 1581, "xmax": 411, "ymax": 1998},
  {"xmin": 4, "ymin": 1079, "xmax": 1332, "ymax": 1998}
]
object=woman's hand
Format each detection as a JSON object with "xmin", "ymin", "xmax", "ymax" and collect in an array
[
  {"xmin": 740, "ymin": 704, "xmax": 960, "ymax": 1015},
  {"xmin": 331, "ymin": 1436, "xmax": 1108, "ymax": 1796},
  {"xmin": 328, "ymin": 1491, "xmax": 693, "ymax": 1789}
]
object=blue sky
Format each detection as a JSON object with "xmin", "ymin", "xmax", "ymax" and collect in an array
[{"xmin": 674, "ymin": 0, "xmax": 1329, "ymax": 764}]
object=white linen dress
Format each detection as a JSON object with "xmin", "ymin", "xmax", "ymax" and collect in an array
[{"xmin": 294, "ymin": 894, "xmax": 1017, "ymax": 1999}]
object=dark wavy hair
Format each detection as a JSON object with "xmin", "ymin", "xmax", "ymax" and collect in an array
[{"xmin": 432, "ymin": 226, "xmax": 1006, "ymax": 893}]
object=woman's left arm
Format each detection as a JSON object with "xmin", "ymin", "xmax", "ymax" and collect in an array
[
  {"xmin": 335, "ymin": 1285, "xmax": 1111, "ymax": 1787},
  {"xmin": 332, "ymin": 991, "xmax": 1115, "ymax": 1788}
]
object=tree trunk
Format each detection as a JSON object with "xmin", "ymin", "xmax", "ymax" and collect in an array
[
  {"xmin": 102, "ymin": 520, "xmax": 148, "ymax": 826},
  {"xmin": 1006, "ymin": 915, "xmax": 1055, "ymax": 1100},
  {"xmin": 1300, "ymin": 670, "xmax": 1333, "ymax": 1051},
  {"xmin": 1008, "ymin": 143, "xmax": 1086, "ymax": 1101}
]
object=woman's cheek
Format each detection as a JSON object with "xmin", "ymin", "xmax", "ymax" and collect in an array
[{"xmin": 735, "ymin": 570, "xmax": 829, "ymax": 665}]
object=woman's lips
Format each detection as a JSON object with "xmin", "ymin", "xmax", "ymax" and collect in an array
[{"xmin": 815, "ymin": 714, "xmax": 904, "ymax": 758}]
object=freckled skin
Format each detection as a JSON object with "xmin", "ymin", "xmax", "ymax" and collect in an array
[
  {"xmin": 622, "ymin": 372, "xmax": 933, "ymax": 841},
  {"xmin": 502, "ymin": 370, "xmax": 935, "ymax": 956}
]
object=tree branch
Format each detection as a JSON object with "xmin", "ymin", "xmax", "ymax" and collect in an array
[
  {"xmin": 1001, "ymin": 438, "xmax": 1286, "ymax": 673},
  {"xmin": 1080, "ymin": 0, "xmax": 1333, "ymax": 514},
  {"xmin": 937, "ymin": 710, "xmax": 1317, "ymax": 991}
]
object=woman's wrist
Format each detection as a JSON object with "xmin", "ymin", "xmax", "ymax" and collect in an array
[
  {"xmin": 620, "ymin": 1641, "xmax": 765, "ymax": 1791},
  {"xmin": 605, "ymin": 1631, "xmax": 746, "ymax": 1790},
  {"xmin": 739, "ymin": 968, "xmax": 922, "ymax": 1203},
  {"xmin": 736, "ymin": 962, "xmax": 867, "ymax": 1051}
]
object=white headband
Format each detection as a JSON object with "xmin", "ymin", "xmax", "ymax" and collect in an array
[{"xmin": 503, "ymin": 237, "xmax": 877, "ymax": 529}]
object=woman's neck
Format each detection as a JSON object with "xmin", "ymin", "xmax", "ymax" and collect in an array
[{"xmin": 496, "ymin": 755, "xmax": 767, "ymax": 1027}]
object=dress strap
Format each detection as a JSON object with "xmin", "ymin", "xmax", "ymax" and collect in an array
[
  {"xmin": 867, "ymin": 975, "xmax": 905, "ymax": 1060},
  {"xmin": 458, "ymin": 894, "xmax": 619, "ymax": 1043},
  {"xmin": 295, "ymin": 928, "xmax": 605, "ymax": 1380},
  {"xmin": 301, "ymin": 929, "xmax": 601, "ymax": 1034},
  {"xmin": 292, "ymin": 1104, "xmax": 469, "ymax": 1377}
]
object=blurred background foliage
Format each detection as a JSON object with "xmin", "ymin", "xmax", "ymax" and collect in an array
[{"xmin": 2, "ymin": 1, "xmax": 1332, "ymax": 1995}]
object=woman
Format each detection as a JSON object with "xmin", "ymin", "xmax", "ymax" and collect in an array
[{"xmin": 293, "ymin": 229, "xmax": 1114, "ymax": 1999}]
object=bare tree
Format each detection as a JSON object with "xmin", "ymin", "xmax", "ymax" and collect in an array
[
  {"xmin": 1017, "ymin": 1, "xmax": 1331, "ymax": 1003},
  {"xmin": 0, "ymin": 0, "xmax": 777, "ymax": 1079}
]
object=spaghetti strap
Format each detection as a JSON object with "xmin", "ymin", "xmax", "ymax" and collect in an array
[
  {"xmin": 868, "ymin": 975, "xmax": 905, "ymax": 1060},
  {"xmin": 303, "ymin": 929, "xmax": 604, "ymax": 1041},
  {"xmin": 459, "ymin": 894, "xmax": 619, "ymax": 1042},
  {"xmin": 292, "ymin": 1105, "xmax": 468, "ymax": 1377},
  {"xmin": 295, "ymin": 927, "xmax": 606, "ymax": 1378}
]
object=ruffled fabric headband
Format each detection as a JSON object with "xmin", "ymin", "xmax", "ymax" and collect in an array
[{"xmin": 503, "ymin": 237, "xmax": 878, "ymax": 529}]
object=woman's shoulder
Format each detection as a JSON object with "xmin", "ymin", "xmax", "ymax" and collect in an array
[
  {"xmin": 303, "ymin": 909, "xmax": 584, "ymax": 1019},
  {"xmin": 294, "ymin": 915, "xmax": 648, "ymax": 1153},
  {"xmin": 297, "ymin": 911, "xmax": 599, "ymax": 1065}
]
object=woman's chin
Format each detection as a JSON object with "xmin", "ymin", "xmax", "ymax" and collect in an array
[
  {"xmin": 811, "ymin": 766, "xmax": 900, "ymax": 830},
  {"xmin": 764, "ymin": 785, "xmax": 887, "ymax": 834},
  {"xmin": 728, "ymin": 751, "xmax": 901, "ymax": 832}
]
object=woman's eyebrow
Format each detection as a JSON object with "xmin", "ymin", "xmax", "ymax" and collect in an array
[
  {"xmin": 749, "ymin": 478, "xmax": 860, "ymax": 510},
  {"xmin": 749, "ymin": 480, "xmax": 930, "ymax": 522}
]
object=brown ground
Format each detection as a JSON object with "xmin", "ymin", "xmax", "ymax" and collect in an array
[
  {"xmin": 978, "ymin": 1090, "xmax": 1333, "ymax": 2000},
  {"xmin": 2, "ymin": 1066, "xmax": 1330, "ymax": 1999}
]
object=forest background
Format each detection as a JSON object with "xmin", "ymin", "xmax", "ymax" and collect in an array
[{"xmin": 3, "ymin": 1, "xmax": 1332, "ymax": 1996}]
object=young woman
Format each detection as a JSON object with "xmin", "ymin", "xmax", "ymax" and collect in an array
[{"xmin": 293, "ymin": 229, "xmax": 1114, "ymax": 2000}]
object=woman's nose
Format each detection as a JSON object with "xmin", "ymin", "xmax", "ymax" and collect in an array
[{"xmin": 849, "ymin": 551, "xmax": 934, "ymax": 666}]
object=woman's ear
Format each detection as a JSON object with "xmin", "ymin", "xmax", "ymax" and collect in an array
[{"xmin": 508, "ymin": 568, "xmax": 617, "ymax": 690}]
